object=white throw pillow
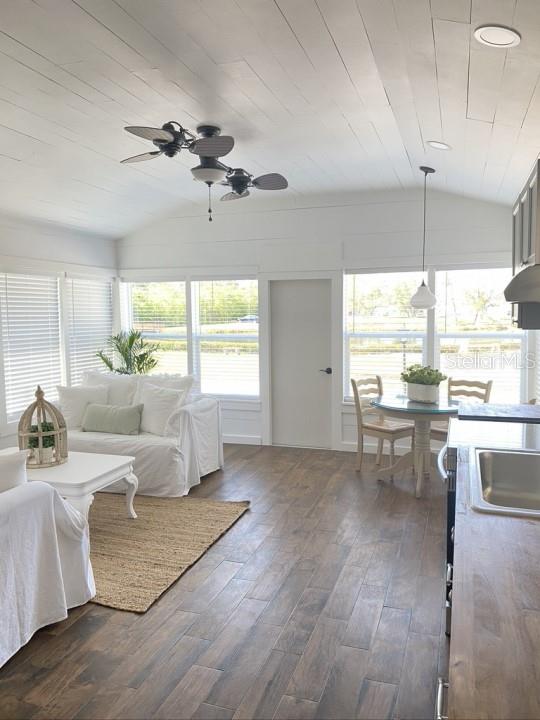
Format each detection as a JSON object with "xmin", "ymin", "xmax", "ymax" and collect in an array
[
  {"xmin": 135, "ymin": 374, "xmax": 195, "ymax": 406},
  {"xmin": 139, "ymin": 383, "xmax": 184, "ymax": 436},
  {"xmin": 0, "ymin": 450, "xmax": 28, "ymax": 493},
  {"xmin": 81, "ymin": 371, "xmax": 138, "ymax": 406},
  {"xmin": 57, "ymin": 385, "xmax": 109, "ymax": 428}
]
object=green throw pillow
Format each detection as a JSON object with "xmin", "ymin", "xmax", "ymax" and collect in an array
[{"xmin": 81, "ymin": 403, "xmax": 143, "ymax": 435}]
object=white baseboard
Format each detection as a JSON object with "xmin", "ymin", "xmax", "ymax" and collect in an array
[
  {"xmin": 338, "ymin": 439, "xmax": 411, "ymax": 455},
  {"xmin": 223, "ymin": 434, "xmax": 262, "ymax": 445}
]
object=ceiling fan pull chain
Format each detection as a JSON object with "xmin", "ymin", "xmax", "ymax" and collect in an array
[{"xmin": 208, "ymin": 183, "xmax": 213, "ymax": 222}]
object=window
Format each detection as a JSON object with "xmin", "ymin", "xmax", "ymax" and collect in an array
[
  {"xmin": 192, "ymin": 279, "xmax": 259, "ymax": 396},
  {"xmin": 435, "ymin": 268, "xmax": 524, "ymax": 403},
  {"xmin": 344, "ymin": 267, "xmax": 525, "ymax": 404},
  {"xmin": 0, "ymin": 273, "xmax": 63, "ymax": 422},
  {"xmin": 128, "ymin": 282, "xmax": 188, "ymax": 375},
  {"xmin": 66, "ymin": 277, "xmax": 114, "ymax": 385},
  {"xmin": 344, "ymin": 271, "xmax": 426, "ymax": 398}
]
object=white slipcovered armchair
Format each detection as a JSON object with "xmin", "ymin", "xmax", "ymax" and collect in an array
[{"xmin": 0, "ymin": 481, "xmax": 95, "ymax": 668}]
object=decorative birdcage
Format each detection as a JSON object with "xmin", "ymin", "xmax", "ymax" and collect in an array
[{"xmin": 18, "ymin": 386, "xmax": 68, "ymax": 468}]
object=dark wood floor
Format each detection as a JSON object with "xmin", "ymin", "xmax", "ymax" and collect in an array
[{"xmin": 0, "ymin": 445, "xmax": 448, "ymax": 720}]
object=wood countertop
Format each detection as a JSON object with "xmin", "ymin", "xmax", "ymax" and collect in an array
[{"xmin": 448, "ymin": 444, "xmax": 540, "ymax": 719}]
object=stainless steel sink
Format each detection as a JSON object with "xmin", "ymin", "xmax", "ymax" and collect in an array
[{"xmin": 470, "ymin": 448, "xmax": 540, "ymax": 518}]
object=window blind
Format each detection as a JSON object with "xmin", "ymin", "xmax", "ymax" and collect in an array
[
  {"xmin": 67, "ymin": 276, "xmax": 114, "ymax": 385},
  {"xmin": 192, "ymin": 279, "xmax": 259, "ymax": 396},
  {"xmin": 435, "ymin": 268, "xmax": 523, "ymax": 403},
  {"xmin": 344, "ymin": 271, "xmax": 426, "ymax": 398},
  {"xmin": 129, "ymin": 282, "xmax": 188, "ymax": 375},
  {"xmin": 0, "ymin": 273, "xmax": 63, "ymax": 422}
]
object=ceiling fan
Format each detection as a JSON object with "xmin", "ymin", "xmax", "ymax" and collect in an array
[
  {"xmin": 220, "ymin": 168, "xmax": 288, "ymax": 201},
  {"xmin": 121, "ymin": 121, "xmax": 288, "ymax": 220},
  {"xmin": 120, "ymin": 122, "xmax": 235, "ymax": 164}
]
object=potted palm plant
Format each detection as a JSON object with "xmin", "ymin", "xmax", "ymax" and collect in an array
[
  {"xmin": 401, "ymin": 364, "xmax": 447, "ymax": 404},
  {"xmin": 97, "ymin": 329, "xmax": 159, "ymax": 375}
]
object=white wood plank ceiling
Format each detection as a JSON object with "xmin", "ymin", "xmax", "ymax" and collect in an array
[{"xmin": 0, "ymin": 0, "xmax": 539, "ymax": 236}]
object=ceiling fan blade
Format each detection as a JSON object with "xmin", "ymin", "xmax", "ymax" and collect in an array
[
  {"xmin": 190, "ymin": 135, "xmax": 234, "ymax": 157},
  {"xmin": 121, "ymin": 151, "xmax": 162, "ymax": 164},
  {"xmin": 252, "ymin": 173, "xmax": 288, "ymax": 190},
  {"xmin": 220, "ymin": 190, "xmax": 250, "ymax": 201},
  {"xmin": 124, "ymin": 126, "xmax": 174, "ymax": 143}
]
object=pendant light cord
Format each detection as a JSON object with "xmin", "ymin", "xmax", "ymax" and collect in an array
[
  {"xmin": 421, "ymin": 168, "xmax": 427, "ymax": 274},
  {"xmin": 411, "ymin": 165, "xmax": 436, "ymax": 308}
]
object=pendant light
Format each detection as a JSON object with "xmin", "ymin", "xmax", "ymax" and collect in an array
[{"xmin": 411, "ymin": 166, "xmax": 437, "ymax": 310}]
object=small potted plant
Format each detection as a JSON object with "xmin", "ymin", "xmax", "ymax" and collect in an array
[
  {"xmin": 401, "ymin": 364, "xmax": 447, "ymax": 404},
  {"xmin": 28, "ymin": 422, "xmax": 56, "ymax": 463}
]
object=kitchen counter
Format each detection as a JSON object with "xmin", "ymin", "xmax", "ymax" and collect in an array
[{"xmin": 447, "ymin": 419, "xmax": 540, "ymax": 719}]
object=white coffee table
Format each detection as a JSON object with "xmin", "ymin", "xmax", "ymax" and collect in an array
[{"xmin": 1, "ymin": 449, "xmax": 138, "ymax": 519}]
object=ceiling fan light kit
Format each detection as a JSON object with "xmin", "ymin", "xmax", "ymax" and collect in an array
[
  {"xmin": 190, "ymin": 157, "xmax": 229, "ymax": 183},
  {"xmin": 121, "ymin": 121, "xmax": 288, "ymax": 221},
  {"xmin": 410, "ymin": 165, "xmax": 436, "ymax": 311}
]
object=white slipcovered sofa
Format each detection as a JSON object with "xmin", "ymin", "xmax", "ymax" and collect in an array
[
  {"xmin": 61, "ymin": 372, "xmax": 223, "ymax": 497},
  {"xmin": 0, "ymin": 481, "xmax": 95, "ymax": 668}
]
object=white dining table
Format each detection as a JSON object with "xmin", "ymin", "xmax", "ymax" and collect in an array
[{"xmin": 371, "ymin": 394, "xmax": 459, "ymax": 497}]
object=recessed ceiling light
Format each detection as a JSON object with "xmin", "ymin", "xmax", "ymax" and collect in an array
[
  {"xmin": 426, "ymin": 140, "xmax": 451, "ymax": 151},
  {"xmin": 474, "ymin": 25, "xmax": 521, "ymax": 48}
]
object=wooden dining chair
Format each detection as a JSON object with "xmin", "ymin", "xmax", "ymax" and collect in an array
[
  {"xmin": 431, "ymin": 378, "xmax": 493, "ymax": 441},
  {"xmin": 351, "ymin": 376, "xmax": 414, "ymax": 473}
]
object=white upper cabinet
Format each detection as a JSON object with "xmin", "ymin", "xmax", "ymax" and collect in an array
[{"xmin": 513, "ymin": 160, "xmax": 540, "ymax": 273}]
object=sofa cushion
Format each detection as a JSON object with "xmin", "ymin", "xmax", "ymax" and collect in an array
[
  {"xmin": 135, "ymin": 374, "xmax": 194, "ymax": 406},
  {"xmin": 0, "ymin": 450, "xmax": 28, "ymax": 493},
  {"xmin": 68, "ymin": 430, "xmax": 183, "ymax": 497},
  {"xmin": 81, "ymin": 403, "xmax": 143, "ymax": 435},
  {"xmin": 82, "ymin": 371, "xmax": 137, "ymax": 406},
  {"xmin": 139, "ymin": 383, "xmax": 183, "ymax": 436},
  {"xmin": 57, "ymin": 385, "xmax": 108, "ymax": 428}
]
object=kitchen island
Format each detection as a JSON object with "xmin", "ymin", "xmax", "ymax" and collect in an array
[{"xmin": 447, "ymin": 419, "xmax": 540, "ymax": 719}]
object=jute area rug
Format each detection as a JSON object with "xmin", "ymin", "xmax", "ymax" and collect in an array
[{"xmin": 88, "ymin": 493, "xmax": 249, "ymax": 613}]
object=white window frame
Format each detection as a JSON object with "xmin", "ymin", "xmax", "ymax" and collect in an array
[
  {"xmin": 64, "ymin": 274, "xmax": 115, "ymax": 385},
  {"xmin": 343, "ymin": 268, "xmax": 429, "ymax": 401},
  {"xmin": 0, "ymin": 268, "xmax": 115, "ymax": 435},
  {"xmin": 123, "ymin": 276, "xmax": 260, "ymax": 401},
  {"xmin": 0, "ymin": 271, "xmax": 64, "ymax": 429},
  {"xmin": 191, "ymin": 277, "xmax": 260, "ymax": 400},
  {"xmin": 126, "ymin": 281, "xmax": 189, "ymax": 377},
  {"xmin": 433, "ymin": 267, "xmax": 526, "ymax": 403},
  {"xmin": 343, "ymin": 265, "xmax": 527, "ymax": 404}
]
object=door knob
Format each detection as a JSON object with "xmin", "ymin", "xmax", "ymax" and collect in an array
[{"xmin": 319, "ymin": 367, "xmax": 332, "ymax": 374}]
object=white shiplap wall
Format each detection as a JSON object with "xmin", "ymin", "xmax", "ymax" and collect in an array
[{"xmin": 0, "ymin": 215, "xmax": 117, "ymax": 271}]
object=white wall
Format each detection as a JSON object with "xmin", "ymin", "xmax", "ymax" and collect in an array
[
  {"xmin": 120, "ymin": 189, "xmax": 513, "ymax": 447},
  {"xmin": 0, "ymin": 214, "xmax": 117, "ymax": 272},
  {"xmin": 118, "ymin": 189, "xmax": 511, "ymax": 275}
]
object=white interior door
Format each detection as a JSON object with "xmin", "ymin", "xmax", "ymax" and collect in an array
[{"xmin": 270, "ymin": 279, "xmax": 332, "ymax": 448}]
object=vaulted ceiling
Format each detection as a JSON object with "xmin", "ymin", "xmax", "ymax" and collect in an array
[{"xmin": 1, "ymin": 0, "xmax": 540, "ymax": 236}]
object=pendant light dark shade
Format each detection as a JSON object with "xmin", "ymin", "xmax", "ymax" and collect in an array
[{"xmin": 411, "ymin": 166, "xmax": 437, "ymax": 309}]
